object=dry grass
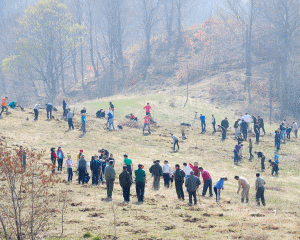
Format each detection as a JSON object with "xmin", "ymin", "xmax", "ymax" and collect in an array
[{"xmin": 1, "ymin": 85, "xmax": 300, "ymax": 240}]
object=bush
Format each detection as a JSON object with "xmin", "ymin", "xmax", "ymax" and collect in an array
[{"xmin": 83, "ymin": 232, "xmax": 93, "ymax": 238}]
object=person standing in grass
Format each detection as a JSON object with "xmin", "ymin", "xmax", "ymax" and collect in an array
[
  {"xmin": 163, "ymin": 160, "xmax": 172, "ymax": 188},
  {"xmin": 189, "ymin": 162, "xmax": 200, "ymax": 178},
  {"xmin": 33, "ymin": 103, "xmax": 40, "ymax": 121},
  {"xmin": 200, "ymin": 114, "xmax": 206, "ymax": 133},
  {"xmin": 143, "ymin": 102, "xmax": 152, "ymax": 115},
  {"xmin": 149, "ymin": 160, "xmax": 163, "ymax": 190},
  {"xmin": 65, "ymin": 155, "xmax": 73, "ymax": 182},
  {"xmin": 293, "ymin": 122, "xmax": 298, "ymax": 138},
  {"xmin": 105, "ymin": 160, "xmax": 115, "ymax": 201},
  {"xmin": 45, "ymin": 103, "xmax": 53, "ymax": 120},
  {"xmin": 135, "ymin": 164, "xmax": 146, "ymax": 204},
  {"xmin": 234, "ymin": 176, "xmax": 250, "ymax": 203},
  {"xmin": 185, "ymin": 171, "xmax": 201, "ymax": 206},
  {"xmin": 199, "ymin": 167, "xmax": 213, "ymax": 197},
  {"xmin": 77, "ymin": 155, "xmax": 88, "ymax": 185},
  {"xmin": 63, "ymin": 98, "xmax": 68, "ymax": 118},
  {"xmin": 255, "ymin": 173, "xmax": 266, "ymax": 206},
  {"xmin": 233, "ymin": 119, "xmax": 240, "ymax": 139},
  {"xmin": 90, "ymin": 155, "xmax": 101, "ymax": 185},
  {"xmin": 143, "ymin": 115, "xmax": 151, "ymax": 135},
  {"xmin": 81, "ymin": 113, "xmax": 86, "ymax": 133},
  {"xmin": 119, "ymin": 166, "xmax": 132, "ymax": 203},
  {"xmin": 212, "ymin": 115, "xmax": 216, "ymax": 132},
  {"xmin": 174, "ymin": 164, "xmax": 185, "ymax": 200},
  {"xmin": 258, "ymin": 152, "xmax": 266, "ymax": 172},
  {"xmin": 275, "ymin": 130, "xmax": 281, "ymax": 151},
  {"xmin": 257, "ymin": 116, "xmax": 265, "ymax": 135},
  {"xmin": 268, "ymin": 160, "xmax": 279, "ymax": 176},
  {"xmin": 241, "ymin": 119, "xmax": 248, "ymax": 140},
  {"xmin": 124, "ymin": 154, "xmax": 133, "ymax": 179},
  {"xmin": 107, "ymin": 108, "xmax": 115, "ymax": 131},
  {"xmin": 109, "ymin": 101, "xmax": 115, "ymax": 112},
  {"xmin": 213, "ymin": 177, "xmax": 227, "ymax": 202},
  {"xmin": 248, "ymin": 139, "xmax": 254, "ymax": 160},
  {"xmin": 254, "ymin": 123, "xmax": 260, "ymax": 143},
  {"xmin": 171, "ymin": 134, "xmax": 179, "ymax": 151},
  {"xmin": 220, "ymin": 117, "xmax": 229, "ymax": 140},
  {"xmin": 56, "ymin": 147, "xmax": 65, "ymax": 173},
  {"xmin": 0, "ymin": 96, "xmax": 8, "ymax": 117},
  {"xmin": 51, "ymin": 147, "xmax": 59, "ymax": 174},
  {"xmin": 67, "ymin": 109, "xmax": 74, "ymax": 130}
]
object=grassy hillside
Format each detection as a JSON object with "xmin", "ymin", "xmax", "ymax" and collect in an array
[{"xmin": 1, "ymin": 87, "xmax": 300, "ymax": 240}]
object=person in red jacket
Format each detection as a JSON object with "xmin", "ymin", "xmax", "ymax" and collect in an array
[
  {"xmin": 51, "ymin": 147, "xmax": 59, "ymax": 174},
  {"xmin": 189, "ymin": 162, "xmax": 200, "ymax": 178},
  {"xmin": 199, "ymin": 167, "xmax": 213, "ymax": 197},
  {"xmin": 143, "ymin": 115, "xmax": 151, "ymax": 135},
  {"xmin": 143, "ymin": 103, "xmax": 152, "ymax": 116}
]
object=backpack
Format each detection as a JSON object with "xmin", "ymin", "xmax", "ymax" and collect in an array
[
  {"xmin": 84, "ymin": 173, "xmax": 90, "ymax": 183},
  {"xmin": 118, "ymin": 125, "xmax": 123, "ymax": 129}
]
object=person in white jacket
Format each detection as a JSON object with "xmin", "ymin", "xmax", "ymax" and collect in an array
[{"xmin": 162, "ymin": 160, "xmax": 172, "ymax": 188}]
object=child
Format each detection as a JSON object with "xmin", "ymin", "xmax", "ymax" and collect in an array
[
  {"xmin": 65, "ymin": 155, "xmax": 73, "ymax": 182},
  {"xmin": 77, "ymin": 149, "xmax": 83, "ymax": 160},
  {"xmin": 214, "ymin": 177, "xmax": 227, "ymax": 202}
]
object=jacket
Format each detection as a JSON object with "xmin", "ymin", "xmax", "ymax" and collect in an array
[
  {"xmin": 241, "ymin": 121, "xmax": 248, "ymax": 131},
  {"xmin": 149, "ymin": 163, "xmax": 163, "ymax": 176},
  {"xmin": 56, "ymin": 150, "xmax": 65, "ymax": 160},
  {"xmin": 77, "ymin": 158, "xmax": 87, "ymax": 171},
  {"xmin": 174, "ymin": 169, "xmax": 185, "ymax": 183},
  {"xmin": 105, "ymin": 165, "xmax": 116, "ymax": 181},
  {"xmin": 258, "ymin": 118, "xmax": 264, "ymax": 127},
  {"xmin": 119, "ymin": 171, "xmax": 132, "ymax": 188},
  {"xmin": 221, "ymin": 120, "xmax": 229, "ymax": 129},
  {"xmin": 185, "ymin": 175, "xmax": 201, "ymax": 192},
  {"xmin": 90, "ymin": 159, "xmax": 101, "ymax": 172}
]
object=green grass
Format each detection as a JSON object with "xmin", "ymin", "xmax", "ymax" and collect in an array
[{"xmin": 83, "ymin": 232, "xmax": 93, "ymax": 238}]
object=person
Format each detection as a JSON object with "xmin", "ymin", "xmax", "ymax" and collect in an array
[
  {"xmin": 220, "ymin": 117, "xmax": 229, "ymax": 140},
  {"xmin": 67, "ymin": 109, "xmax": 74, "ymax": 130},
  {"xmin": 255, "ymin": 173, "xmax": 266, "ymax": 206},
  {"xmin": 80, "ymin": 107, "xmax": 87, "ymax": 114},
  {"xmin": 81, "ymin": 113, "xmax": 86, "ymax": 133},
  {"xmin": 248, "ymin": 139, "xmax": 254, "ymax": 160},
  {"xmin": 200, "ymin": 114, "xmax": 206, "ymax": 133},
  {"xmin": 254, "ymin": 123, "xmax": 260, "ymax": 143},
  {"xmin": 143, "ymin": 115, "xmax": 151, "ymax": 135},
  {"xmin": 234, "ymin": 144, "xmax": 240, "ymax": 165},
  {"xmin": 243, "ymin": 113, "xmax": 252, "ymax": 131},
  {"xmin": 171, "ymin": 134, "xmax": 179, "ymax": 151},
  {"xmin": 286, "ymin": 126, "xmax": 292, "ymax": 140},
  {"xmin": 237, "ymin": 133, "xmax": 243, "ymax": 145},
  {"xmin": 143, "ymin": 102, "xmax": 152, "ymax": 115},
  {"xmin": 268, "ymin": 160, "xmax": 279, "ymax": 176},
  {"xmin": 8, "ymin": 101, "xmax": 21, "ymax": 109},
  {"xmin": 96, "ymin": 109, "xmax": 105, "ymax": 119},
  {"xmin": 199, "ymin": 167, "xmax": 213, "ymax": 197},
  {"xmin": 105, "ymin": 160, "xmax": 115, "ymax": 201},
  {"xmin": 45, "ymin": 103, "xmax": 53, "ymax": 120},
  {"xmin": 280, "ymin": 122, "xmax": 286, "ymax": 143},
  {"xmin": 56, "ymin": 147, "xmax": 65, "ymax": 173},
  {"xmin": 274, "ymin": 152, "xmax": 279, "ymax": 164},
  {"xmin": 0, "ymin": 97, "xmax": 8, "ymax": 117},
  {"xmin": 234, "ymin": 176, "xmax": 250, "ymax": 203},
  {"xmin": 183, "ymin": 163, "xmax": 192, "ymax": 181},
  {"xmin": 108, "ymin": 153, "xmax": 115, "ymax": 164},
  {"xmin": 77, "ymin": 149, "xmax": 83, "ymax": 160},
  {"xmin": 63, "ymin": 98, "xmax": 68, "ymax": 118},
  {"xmin": 65, "ymin": 155, "xmax": 73, "ymax": 182},
  {"xmin": 185, "ymin": 171, "xmax": 201, "ymax": 206},
  {"xmin": 33, "ymin": 103, "xmax": 40, "ymax": 121},
  {"xmin": 174, "ymin": 164, "xmax": 185, "ymax": 200},
  {"xmin": 135, "ymin": 164, "xmax": 146, "ymax": 204},
  {"xmin": 100, "ymin": 152, "xmax": 107, "ymax": 184},
  {"xmin": 258, "ymin": 152, "xmax": 266, "ymax": 172},
  {"xmin": 240, "ymin": 119, "xmax": 248, "ymax": 140},
  {"xmin": 51, "ymin": 147, "xmax": 59, "ymax": 174},
  {"xmin": 90, "ymin": 155, "xmax": 101, "ymax": 185},
  {"xmin": 233, "ymin": 119, "xmax": 239, "ymax": 139},
  {"xmin": 77, "ymin": 155, "xmax": 88, "ymax": 184},
  {"xmin": 275, "ymin": 130, "xmax": 281, "ymax": 151},
  {"xmin": 252, "ymin": 115, "xmax": 257, "ymax": 126},
  {"xmin": 18, "ymin": 146, "xmax": 26, "ymax": 170},
  {"xmin": 129, "ymin": 113, "xmax": 138, "ymax": 121},
  {"xmin": 212, "ymin": 115, "xmax": 216, "ymax": 132},
  {"xmin": 123, "ymin": 154, "xmax": 133, "ymax": 179},
  {"xmin": 213, "ymin": 177, "xmax": 227, "ymax": 202},
  {"xmin": 149, "ymin": 160, "xmax": 163, "ymax": 190},
  {"xmin": 257, "ymin": 116, "xmax": 265, "ymax": 135},
  {"xmin": 109, "ymin": 102, "xmax": 114, "ymax": 112},
  {"xmin": 163, "ymin": 160, "xmax": 172, "ymax": 188},
  {"xmin": 293, "ymin": 122, "xmax": 298, "ymax": 138},
  {"xmin": 107, "ymin": 108, "xmax": 115, "ymax": 131},
  {"xmin": 119, "ymin": 166, "xmax": 132, "ymax": 203},
  {"xmin": 189, "ymin": 162, "xmax": 200, "ymax": 178}
]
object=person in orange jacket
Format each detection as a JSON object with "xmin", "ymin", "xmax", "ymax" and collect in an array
[{"xmin": 0, "ymin": 97, "xmax": 8, "ymax": 117}]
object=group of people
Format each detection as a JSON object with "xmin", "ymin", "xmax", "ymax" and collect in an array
[{"xmin": 0, "ymin": 96, "xmax": 22, "ymax": 118}]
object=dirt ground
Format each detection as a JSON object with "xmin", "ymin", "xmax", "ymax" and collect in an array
[{"xmin": 1, "ymin": 85, "xmax": 300, "ymax": 240}]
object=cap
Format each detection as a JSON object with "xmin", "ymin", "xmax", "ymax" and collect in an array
[
  {"xmin": 138, "ymin": 164, "xmax": 143, "ymax": 167},
  {"xmin": 123, "ymin": 165, "xmax": 128, "ymax": 169},
  {"xmin": 80, "ymin": 149, "xmax": 83, "ymax": 152}
]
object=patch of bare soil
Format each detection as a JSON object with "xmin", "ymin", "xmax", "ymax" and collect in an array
[
  {"xmin": 164, "ymin": 225, "xmax": 176, "ymax": 230},
  {"xmin": 250, "ymin": 213, "xmax": 265, "ymax": 217}
]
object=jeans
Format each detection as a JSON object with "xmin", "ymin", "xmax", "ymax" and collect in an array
[
  {"xmin": 82, "ymin": 122, "xmax": 86, "ymax": 133},
  {"xmin": 67, "ymin": 168, "xmax": 73, "ymax": 181},
  {"xmin": 249, "ymin": 147, "xmax": 253, "ymax": 159},
  {"xmin": 275, "ymin": 141, "xmax": 280, "ymax": 150},
  {"xmin": 287, "ymin": 133, "xmax": 290, "ymax": 140},
  {"xmin": 175, "ymin": 181, "xmax": 184, "ymax": 200},
  {"xmin": 222, "ymin": 129, "xmax": 227, "ymax": 140},
  {"xmin": 51, "ymin": 158, "xmax": 56, "ymax": 173},
  {"xmin": 256, "ymin": 132, "xmax": 260, "ymax": 143},
  {"xmin": 201, "ymin": 122, "xmax": 206, "ymax": 132},
  {"xmin": 78, "ymin": 167, "xmax": 85, "ymax": 184},
  {"xmin": 281, "ymin": 130, "xmax": 286, "ymax": 141},
  {"xmin": 256, "ymin": 187, "xmax": 265, "ymax": 205},
  {"xmin": 122, "ymin": 187, "xmax": 130, "ymax": 202},
  {"xmin": 259, "ymin": 125, "xmax": 265, "ymax": 135},
  {"xmin": 47, "ymin": 107, "xmax": 53, "ymax": 119},
  {"xmin": 0, "ymin": 106, "xmax": 7, "ymax": 116},
  {"xmin": 234, "ymin": 128, "xmax": 239, "ymax": 138},
  {"xmin": 294, "ymin": 130, "xmax": 298, "ymax": 138},
  {"xmin": 272, "ymin": 165, "xmax": 279, "ymax": 176},
  {"xmin": 106, "ymin": 180, "xmax": 114, "ymax": 198},
  {"xmin": 214, "ymin": 187, "xmax": 220, "ymax": 202},
  {"xmin": 92, "ymin": 171, "xmax": 100, "ymax": 185},
  {"xmin": 163, "ymin": 173, "xmax": 170, "ymax": 188},
  {"xmin": 153, "ymin": 175, "xmax": 160, "ymax": 190},
  {"xmin": 57, "ymin": 158, "xmax": 63, "ymax": 172},
  {"xmin": 34, "ymin": 109, "xmax": 38, "ymax": 120},
  {"xmin": 127, "ymin": 165, "xmax": 132, "ymax": 179},
  {"xmin": 261, "ymin": 158, "xmax": 265, "ymax": 171},
  {"xmin": 242, "ymin": 130, "xmax": 247, "ymax": 139},
  {"xmin": 173, "ymin": 140, "xmax": 179, "ymax": 151},
  {"xmin": 109, "ymin": 118, "xmax": 115, "ymax": 131},
  {"xmin": 136, "ymin": 181, "xmax": 145, "ymax": 202},
  {"xmin": 188, "ymin": 191, "xmax": 197, "ymax": 205},
  {"xmin": 202, "ymin": 179, "xmax": 213, "ymax": 196},
  {"xmin": 68, "ymin": 118, "xmax": 74, "ymax": 129},
  {"xmin": 212, "ymin": 123, "xmax": 216, "ymax": 132},
  {"xmin": 234, "ymin": 150, "xmax": 239, "ymax": 164},
  {"xmin": 143, "ymin": 123, "xmax": 151, "ymax": 133}
]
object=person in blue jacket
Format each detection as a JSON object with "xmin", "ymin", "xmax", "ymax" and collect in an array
[
  {"xmin": 200, "ymin": 114, "xmax": 206, "ymax": 133},
  {"xmin": 90, "ymin": 155, "xmax": 101, "ymax": 185},
  {"xmin": 214, "ymin": 177, "xmax": 227, "ymax": 202}
]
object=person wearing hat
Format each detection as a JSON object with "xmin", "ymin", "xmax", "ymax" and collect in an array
[
  {"xmin": 104, "ymin": 160, "xmax": 115, "ymax": 201},
  {"xmin": 90, "ymin": 155, "xmax": 101, "ymax": 185},
  {"xmin": 185, "ymin": 171, "xmax": 201, "ymax": 206},
  {"xmin": 77, "ymin": 150, "xmax": 83, "ymax": 160},
  {"xmin": 119, "ymin": 166, "xmax": 132, "ymax": 203},
  {"xmin": 149, "ymin": 160, "xmax": 163, "ymax": 190},
  {"xmin": 77, "ymin": 155, "xmax": 88, "ymax": 184},
  {"xmin": 56, "ymin": 147, "xmax": 65, "ymax": 173},
  {"xmin": 135, "ymin": 164, "xmax": 146, "ymax": 204},
  {"xmin": 234, "ymin": 176, "xmax": 250, "ymax": 203},
  {"xmin": 65, "ymin": 155, "xmax": 73, "ymax": 182}
]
